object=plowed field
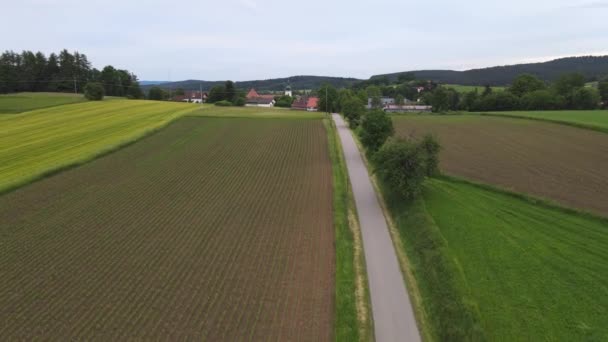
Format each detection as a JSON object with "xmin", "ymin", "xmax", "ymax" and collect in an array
[
  {"xmin": 0, "ymin": 117, "xmax": 334, "ymax": 340},
  {"xmin": 393, "ymin": 115, "xmax": 608, "ymax": 216}
]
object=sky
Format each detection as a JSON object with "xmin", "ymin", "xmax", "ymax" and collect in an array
[{"xmin": 2, "ymin": 0, "xmax": 608, "ymax": 81}]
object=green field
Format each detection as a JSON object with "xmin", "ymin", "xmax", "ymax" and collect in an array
[
  {"xmin": 480, "ymin": 110, "xmax": 608, "ymax": 132},
  {"xmin": 0, "ymin": 92, "xmax": 90, "ymax": 113},
  {"xmin": 443, "ymin": 84, "xmax": 505, "ymax": 93},
  {"xmin": 0, "ymin": 99, "xmax": 196, "ymax": 193},
  {"xmin": 385, "ymin": 177, "xmax": 608, "ymax": 341}
]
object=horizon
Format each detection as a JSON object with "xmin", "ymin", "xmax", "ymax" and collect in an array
[{"xmin": 3, "ymin": 0, "xmax": 607, "ymax": 81}]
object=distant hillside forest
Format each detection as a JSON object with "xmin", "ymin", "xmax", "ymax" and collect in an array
[
  {"xmin": 0, "ymin": 50, "xmax": 143, "ymax": 98},
  {"xmin": 141, "ymin": 76, "xmax": 361, "ymax": 92},
  {"xmin": 373, "ymin": 56, "xmax": 608, "ymax": 86}
]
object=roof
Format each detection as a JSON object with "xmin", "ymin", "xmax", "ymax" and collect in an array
[
  {"xmin": 246, "ymin": 97, "xmax": 275, "ymax": 105},
  {"xmin": 307, "ymin": 97, "xmax": 319, "ymax": 108},
  {"xmin": 246, "ymin": 88, "xmax": 260, "ymax": 99}
]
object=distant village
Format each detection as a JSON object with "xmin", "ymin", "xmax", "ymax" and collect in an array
[{"xmin": 172, "ymin": 84, "xmax": 431, "ymax": 113}]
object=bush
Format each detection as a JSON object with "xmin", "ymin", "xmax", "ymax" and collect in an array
[
  {"xmin": 148, "ymin": 86, "xmax": 164, "ymax": 101},
  {"xmin": 359, "ymin": 110, "xmax": 394, "ymax": 153},
  {"xmin": 84, "ymin": 82, "xmax": 104, "ymax": 101},
  {"xmin": 570, "ymin": 87, "xmax": 600, "ymax": 109},
  {"xmin": 521, "ymin": 90, "xmax": 565, "ymax": 110},
  {"xmin": 474, "ymin": 91, "xmax": 519, "ymax": 111},
  {"xmin": 373, "ymin": 138, "xmax": 427, "ymax": 200},
  {"xmin": 214, "ymin": 100, "xmax": 233, "ymax": 106},
  {"xmin": 233, "ymin": 97, "xmax": 246, "ymax": 106}
]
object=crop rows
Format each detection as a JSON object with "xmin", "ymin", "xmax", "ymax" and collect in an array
[
  {"xmin": 393, "ymin": 115, "xmax": 608, "ymax": 216},
  {"xmin": 0, "ymin": 117, "xmax": 334, "ymax": 340}
]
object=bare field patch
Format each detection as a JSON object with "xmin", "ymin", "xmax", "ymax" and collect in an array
[
  {"xmin": 0, "ymin": 117, "xmax": 334, "ymax": 340},
  {"xmin": 393, "ymin": 115, "xmax": 608, "ymax": 216}
]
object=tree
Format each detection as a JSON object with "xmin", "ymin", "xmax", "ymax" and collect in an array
[
  {"xmin": 342, "ymin": 98, "xmax": 365, "ymax": 128},
  {"xmin": 373, "ymin": 138, "xmax": 427, "ymax": 200},
  {"xmin": 366, "ymin": 85, "xmax": 382, "ymax": 108},
  {"xmin": 317, "ymin": 83, "xmax": 338, "ymax": 113},
  {"xmin": 509, "ymin": 74, "xmax": 546, "ymax": 97},
  {"xmin": 224, "ymin": 80, "xmax": 236, "ymax": 102},
  {"xmin": 598, "ymin": 81, "xmax": 608, "ymax": 106},
  {"xmin": 359, "ymin": 110, "xmax": 394, "ymax": 153},
  {"xmin": 275, "ymin": 95, "xmax": 293, "ymax": 108},
  {"xmin": 482, "ymin": 85, "xmax": 493, "ymax": 97},
  {"xmin": 459, "ymin": 89, "xmax": 479, "ymax": 111},
  {"xmin": 397, "ymin": 72, "xmax": 415, "ymax": 84},
  {"xmin": 174, "ymin": 88, "xmax": 185, "ymax": 96},
  {"xmin": 84, "ymin": 82, "xmax": 104, "ymax": 100},
  {"xmin": 571, "ymin": 88, "xmax": 600, "ymax": 109},
  {"xmin": 553, "ymin": 73, "xmax": 586, "ymax": 97},
  {"xmin": 521, "ymin": 90, "xmax": 564, "ymax": 110},
  {"xmin": 148, "ymin": 86, "xmax": 164, "ymax": 100},
  {"xmin": 419, "ymin": 134, "xmax": 441, "ymax": 176},
  {"xmin": 395, "ymin": 94, "xmax": 405, "ymax": 106},
  {"xmin": 127, "ymin": 81, "xmax": 144, "ymax": 99},
  {"xmin": 207, "ymin": 85, "xmax": 226, "ymax": 103},
  {"xmin": 475, "ymin": 91, "xmax": 520, "ymax": 111}
]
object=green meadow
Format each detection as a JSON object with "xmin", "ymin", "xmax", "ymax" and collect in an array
[
  {"xmin": 480, "ymin": 110, "xmax": 608, "ymax": 132},
  {"xmin": 0, "ymin": 92, "xmax": 90, "ymax": 113}
]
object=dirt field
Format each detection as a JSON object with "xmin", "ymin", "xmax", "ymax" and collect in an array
[
  {"xmin": 0, "ymin": 117, "xmax": 334, "ymax": 340},
  {"xmin": 393, "ymin": 115, "xmax": 608, "ymax": 216}
]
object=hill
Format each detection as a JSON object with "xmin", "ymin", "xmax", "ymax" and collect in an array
[
  {"xmin": 373, "ymin": 56, "xmax": 608, "ymax": 86},
  {"xmin": 141, "ymin": 75, "xmax": 361, "ymax": 92}
]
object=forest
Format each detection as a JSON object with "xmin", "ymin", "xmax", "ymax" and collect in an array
[{"xmin": 0, "ymin": 50, "xmax": 143, "ymax": 98}]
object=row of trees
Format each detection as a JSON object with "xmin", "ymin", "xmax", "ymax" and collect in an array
[
  {"xmin": 0, "ymin": 50, "xmax": 143, "ymax": 98},
  {"xmin": 425, "ymin": 73, "xmax": 608, "ymax": 112}
]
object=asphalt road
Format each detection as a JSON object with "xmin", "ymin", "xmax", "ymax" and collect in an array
[{"xmin": 332, "ymin": 114, "xmax": 421, "ymax": 342}]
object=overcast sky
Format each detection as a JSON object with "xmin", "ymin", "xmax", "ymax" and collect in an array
[{"xmin": 3, "ymin": 0, "xmax": 608, "ymax": 81}]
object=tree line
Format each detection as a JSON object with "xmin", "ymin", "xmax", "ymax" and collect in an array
[
  {"xmin": 424, "ymin": 73, "xmax": 608, "ymax": 112},
  {"xmin": 0, "ymin": 49, "xmax": 143, "ymax": 98}
]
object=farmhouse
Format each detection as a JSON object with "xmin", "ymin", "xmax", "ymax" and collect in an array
[
  {"xmin": 366, "ymin": 97, "xmax": 398, "ymax": 109},
  {"xmin": 384, "ymin": 104, "xmax": 432, "ymax": 113},
  {"xmin": 246, "ymin": 88, "xmax": 276, "ymax": 107},
  {"xmin": 291, "ymin": 96, "xmax": 319, "ymax": 111}
]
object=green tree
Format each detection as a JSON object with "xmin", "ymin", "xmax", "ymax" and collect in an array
[
  {"xmin": 127, "ymin": 82, "xmax": 144, "ymax": 99},
  {"xmin": 317, "ymin": 83, "xmax": 338, "ymax": 113},
  {"xmin": 552, "ymin": 73, "xmax": 586, "ymax": 97},
  {"xmin": 509, "ymin": 74, "xmax": 546, "ymax": 97},
  {"xmin": 84, "ymin": 82, "xmax": 105, "ymax": 101},
  {"xmin": 475, "ymin": 91, "xmax": 520, "ymax": 111},
  {"xmin": 460, "ymin": 90, "xmax": 479, "ymax": 111},
  {"xmin": 208, "ymin": 85, "xmax": 226, "ymax": 103},
  {"xmin": 571, "ymin": 88, "xmax": 600, "ymax": 109},
  {"xmin": 224, "ymin": 80, "xmax": 237, "ymax": 102},
  {"xmin": 598, "ymin": 81, "xmax": 608, "ymax": 106},
  {"xmin": 359, "ymin": 110, "xmax": 394, "ymax": 153},
  {"xmin": 395, "ymin": 94, "xmax": 405, "ymax": 106},
  {"xmin": 521, "ymin": 90, "xmax": 564, "ymax": 110},
  {"xmin": 174, "ymin": 88, "xmax": 185, "ymax": 96},
  {"xmin": 275, "ymin": 95, "xmax": 293, "ymax": 107},
  {"xmin": 373, "ymin": 138, "xmax": 427, "ymax": 200},
  {"xmin": 342, "ymin": 98, "xmax": 365, "ymax": 128},
  {"xmin": 397, "ymin": 72, "xmax": 415, "ymax": 84},
  {"xmin": 419, "ymin": 134, "xmax": 441, "ymax": 176},
  {"xmin": 148, "ymin": 86, "xmax": 164, "ymax": 101},
  {"xmin": 356, "ymin": 89, "xmax": 368, "ymax": 104},
  {"xmin": 367, "ymin": 85, "xmax": 382, "ymax": 108},
  {"xmin": 482, "ymin": 85, "xmax": 493, "ymax": 97}
]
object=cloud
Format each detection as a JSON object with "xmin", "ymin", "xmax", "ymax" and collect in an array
[{"xmin": 569, "ymin": 1, "xmax": 608, "ymax": 8}]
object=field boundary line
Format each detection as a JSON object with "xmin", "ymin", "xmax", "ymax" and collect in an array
[
  {"xmin": 476, "ymin": 112, "xmax": 608, "ymax": 134},
  {"xmin": 0, "ymin": 106, "xmax": 197, "ymax": 196}
]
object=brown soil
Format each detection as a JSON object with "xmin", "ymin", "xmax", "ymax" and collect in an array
[
  {"xmin": 394, "ymin": 115, "xmax": 608, "ymax": 217},
  {"xmin": 0, "ymin": 117, "xmax": 334, "ymax": 340}
]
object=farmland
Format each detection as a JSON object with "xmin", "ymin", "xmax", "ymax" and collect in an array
[
  {"xmin": 0, "ymin": 116, "xmax": 335, "ymax": 339},
  {"xmin": 479, "ymin": 110, "xmax": 608, "ymax": 132},
  {"xmin": 0, "ymin": 92, "xmax": 89, "ymax": 113},
  {"xmin": 393, "ymin": 115, "xmax": 608, "ymax": 216},
  {"xmin": 386, "ymin": 177, "xmax": 608, "ymax": 340},
  {"xmin": 190, "ymin": 104, "xmax": 324, "ymax": 119},
  {"xmin": 0, "ymin": 99, "xmax": 197, "ymax": 193}
]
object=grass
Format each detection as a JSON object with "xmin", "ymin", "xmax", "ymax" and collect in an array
[
  {"xmin": 188, "ymin": 104, "xmax": 325, "ymax": 119},
  {"xmin": 478, "ymin": 110, "xmax": 608, "ymax": 133},
  {"xmin": 0, "ymin": 99, "xmax": 196, "ymax": 193},
  {"xmin": 383, "ymin": 176, "xmax": 608, "ymax": 341},
  {"xmin": 0, "ymin": 92, "xmax": 90, "ymax": 113},
  {"xmin": 324, "ymin": 119, "xmax": 372, "ymax": 341}
]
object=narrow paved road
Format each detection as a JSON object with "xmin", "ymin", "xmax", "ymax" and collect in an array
[{"xmin": 333, "ymin": 114, "xmax": 421, "ymax": 342}]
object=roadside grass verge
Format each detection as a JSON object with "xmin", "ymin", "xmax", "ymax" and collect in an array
[
  {"xmin": 0, "ymin": 100, "xmax": 196, "ymax": 194},
  {"xmin": 477, "ymin": 110, "xmax": 608, "ymax": 133},
  {"xmin": 324, "ymin": 119, "xmax": 373, "ymax": 341}
]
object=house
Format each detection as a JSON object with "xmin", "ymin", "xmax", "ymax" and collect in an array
[
  {"xmin": 291, "ymin": 97, "xmax": 308, "ymax": 110},
  {"xmin": 246, "ymin": 88, "xmax": 276, "ymax": 107},
  {"xmin": 384, "ymin": 104, "xmax": 432, "ymax": 113},
  {"xmin": 306, "ymin": 97, "xmax": 319, "ymax": 112},
  {"xmin": 176, "ymin": 91, "xmax": 208, "ymax": 103},
  {"xmin": 366, "ymin": 97, "xmax": 398, "ymax": 109}
]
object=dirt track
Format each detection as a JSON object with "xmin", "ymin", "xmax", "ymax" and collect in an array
[{"xmin": 394, "ymin": 115, "xmax": 608, "ymax": 217}]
